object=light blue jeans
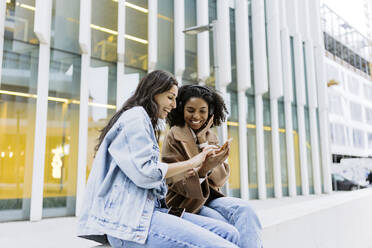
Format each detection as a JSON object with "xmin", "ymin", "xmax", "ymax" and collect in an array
[
  {"xmin": 198, "ymin": 197, "xmax": 263, "ymax": 248},
  {"xmin": 107, "ymin": 207, "xmax": 240, "ymax": 248}
]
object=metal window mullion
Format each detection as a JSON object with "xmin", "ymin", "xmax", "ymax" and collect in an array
[
  {"xmin": 196, "ymin": 0, "xmax": 210, "ymax": 84},
  {"xmin": 309, "ymin": 0, "xmax": 332, "ymax": 193},
  {"xmin": 215, "ymin": 0, "xmax": 231, "ymax": 194},
  {"xmin": 30, "ymin": 0, "xmax": 53, "ymax": 221},
  {"xmin": 304, "ymin": 34, "xmax": 322, "ymax": 194},
  {"xmin": 75, "ymin": 0, "xmax": 92, "ymax": 217},
  {"xmin": 174, "ymin": 0, "xmax": 185, "ymax": 83},
  {"xmin": 116, "ymin": 0, "xmax": 126, "ymax": 109},
  {"xmin": 148, "ymin": 0, "xmax": 157, "ymax": 72},
  {"xmin": 252, "ymin": 0, "xmax": 268, "ymax": 199},
  {"xmin": 0, "ymin": 0, "xmax": 6, "ymax": 87},
  {"xmin": 235, "ymin": 0, "xmax": 251, "ymax": 200},
  {"xmin": 293, "ymin": 34, "xmax": 309, "ymax": 195},
  {"xmin": 279, "ymin": 0, "xmax": 296, "ymax": 195},
  {"xmin": 266, "ymin": 0, "xmax": 284, "ymax": 198}
]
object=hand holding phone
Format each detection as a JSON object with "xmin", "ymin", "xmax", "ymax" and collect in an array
[{"xmin": 215, "ymin": 138, "xmax": 233, "ymax": 154}]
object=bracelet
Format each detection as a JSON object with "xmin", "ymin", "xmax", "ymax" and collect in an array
[{"xmin": 198, "ymin": 142, "xmax": 209, "ymax": 149}]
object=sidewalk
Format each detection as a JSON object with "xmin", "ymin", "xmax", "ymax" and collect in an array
[{"xmin": 0, "ymin": 217, "xmax": 101, "ymax": 248}]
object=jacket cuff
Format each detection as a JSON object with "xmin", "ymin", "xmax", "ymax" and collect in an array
[{"xmin": 157, "ymin": 162, "xmax": 168, "ymax": 180}]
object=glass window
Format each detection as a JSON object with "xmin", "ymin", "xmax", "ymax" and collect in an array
[
  {"xmin": 91, "ymin": 0, "xmax": 118, "ymax": 62},
  {"xmin": 0, "ymin": 0, "xmax": 38, "ymax": 222},
  {"xmin": 4, "ymin": 0, "xmax": 38, "ymax": 44},
  {"xmin": 263, "ymin": 99, "xmax": 274, "ymax": 197},
  {"xmin": 352, "ymin": 129, "xmax": 364, "ymax": 149},
  {"xmin": 86, "ymin": 59, "xmax": 120, "ymax": 178},
  {"xmin": 246, "ymin": 94, "xmax": 258, "ymax": 199},
  {"xmin": 51, "ymin": 0, "xmax": 80, "ymax": 53},
  {"xmin": 348, "ymin": 75, "xmax": 359, "ymax": 95},
  {"xmin": 291, "ymin": 105, "xmax": 302, "ymax": 195},
  {"xmin": 125, "ymin": 0, "xmax": 148, "ymax": 71},
  {"xmin": 368, "ymin": 133, "xmax": 372, "ymax": 149},
  {"xmin": 157, "ymin": 0, "xmax": 174, "ymax": 73},
  {"xmin": 328, "ymin": 92, "xmax": 343, "ymax": 116},
  {"xmin": 278, "ymin": 100, "xmax": 288, "ymax": 196},
  {"xmin": 365, "ymin": 107, "xmax": 372, "ymax": 125},
  {"xmin": 42, "ymin": 50, "xmax": 81, "ymax": 218},
  {"xmin": 364, "ymin": 84, "xmax": 372, "ymax": 101},
  {"xmin": 305, "ymin": 107, "xmax": 313, "ymax": 194},
  {"xmin": 183, "ymin": 0, "xmax": 197, "ymax": 83},
  {"xmin": 0, "ymin": 39, "xmax": 38, "ymax": 221},
  {"xmin": 349, "ymin": 102, "xmax": 362, "ymax": 122}
]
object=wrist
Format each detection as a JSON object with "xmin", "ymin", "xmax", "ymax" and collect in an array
[{"xmin": 198, "ymin": 141, "xmax": 209, "ymax": 149}]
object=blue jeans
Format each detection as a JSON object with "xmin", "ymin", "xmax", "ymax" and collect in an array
[
  {"xmin": 199, "ymin": 197, "xmax": 263, "ymax": 248},
  {"xmin": 107, "ymin": 207, "xmax": 240, "ymax": 248}
]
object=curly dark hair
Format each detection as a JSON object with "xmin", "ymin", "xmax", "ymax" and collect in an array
[
  {"xmin": 95, "ymin": 70, "xmax": 178, "ymax": 154},
  {"xmin": 167, "ymin": 85, "xmax": 228, "ymax": 128}
]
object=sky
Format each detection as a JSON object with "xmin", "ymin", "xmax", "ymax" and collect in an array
[{"xmin": 322, "ymin": 0, "xmax": 369, "ymax": 38}]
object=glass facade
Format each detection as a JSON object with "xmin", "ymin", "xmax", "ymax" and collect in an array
[
  {"xmin": 0, "ymin": 0, "xmax": 38, "ymax": 221},
  {"xmin": 0, "ymin": 0, "xmax": 327, "ymax": 222}
]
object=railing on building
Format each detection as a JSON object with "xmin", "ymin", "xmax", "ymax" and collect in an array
[{"xmin": 321, "ymin": 4, "xmax": 372, "ymax": 77}]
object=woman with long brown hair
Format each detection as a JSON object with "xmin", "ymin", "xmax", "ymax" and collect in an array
[{"xmin": 78, "ymin": 70, "xmax": 240, "ymax": 248}]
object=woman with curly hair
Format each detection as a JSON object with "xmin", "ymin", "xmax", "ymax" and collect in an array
[
  {"xmin": 162, "ymin": 85, "xmax": 263, "ymax": 248},
  {"xmin": 78, "ymin": 71, "xmax": 240, "ymax": 248}
]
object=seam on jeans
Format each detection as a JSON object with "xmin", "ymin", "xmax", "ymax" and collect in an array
[
  {"xmin": 149, "ymin": 230, "xmax": 201, "ymax": 248},
  {"xmin": 212, "ymin": 205, "xmax": 239, "ymax": 226}
]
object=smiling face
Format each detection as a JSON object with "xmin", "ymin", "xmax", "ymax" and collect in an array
[
  {"xmin": 154, "ymin": 85, "xmax": 178, "ymax": 119},
  {"xmin": 184, "ymin": 97, "xmax": 209, "ymax": 131}
]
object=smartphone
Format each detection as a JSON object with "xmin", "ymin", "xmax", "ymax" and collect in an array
[
  {"xmin": 216, "ymin": 138, "xmax": 233, "ymax": 153},
  {"xmin": 167, "ymin": 206, "xmax": 185, "ymax": 218}
]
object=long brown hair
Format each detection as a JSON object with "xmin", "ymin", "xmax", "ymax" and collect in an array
[{"xmin": 94, "ymin": 70, "xmax": 178, "ymax": 154}]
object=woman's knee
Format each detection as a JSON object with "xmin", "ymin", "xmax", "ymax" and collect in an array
[
  {"xmin": 216, "ymin": 222, "xmax": 240, "ymax": 245},
  {"xmin": 235, "ymin": 205, "xmax": 262, "ymax": 229}
]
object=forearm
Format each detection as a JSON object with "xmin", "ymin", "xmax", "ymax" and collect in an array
[{"xmin": 165, "ymin": 160, "xmax": 194, "ymax": 178}]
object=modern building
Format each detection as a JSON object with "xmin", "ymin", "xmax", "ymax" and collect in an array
[
  {"xmin": 322, "ymin": 4, "xmax": 372, "ymax": 162},
  {"xmin": 0, "ymin": 0, "xmax": 338, "ymax": 225}
]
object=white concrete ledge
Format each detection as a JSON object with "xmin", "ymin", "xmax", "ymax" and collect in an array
[
  {"xmin": 1, "ymin": 190, "xmax": 372, "ymax": 247},
  {"xmin": 249, "ymin": 188, "xmax": 372, "ymax": 228}
]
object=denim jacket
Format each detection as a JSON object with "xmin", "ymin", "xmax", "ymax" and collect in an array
[{"xmin": 78, "ymin": 106, "xmax": 168, "ymax": 244}]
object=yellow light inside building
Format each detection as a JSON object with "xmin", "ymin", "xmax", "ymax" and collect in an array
[
  {"xmin": 125, "ymin": 34, "xmax": 148, "ymax": 44},
  {"xmin": 0, "ymin": 89, "xmax": 116, "ymax": 110},
  {"xmin": 19, "ymin": 3, "xmax": 35, "ymax": 11}
]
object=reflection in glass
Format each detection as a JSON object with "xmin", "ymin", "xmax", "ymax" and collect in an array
[
  {"xmin": 278, "ymin": 100, "xmax": 289, "ymax": 196},
  {"xmin": 305, "ymin": 107, "xmax": 313, "ymax": 194},
  {"xmin": 0, "ymin": 39, "xmax": 38, "ymax": 221},
  {"xmin": 51, "ymin": 0, "xmax": 80, "ymax": 53},
  {"xmin": 5, "ymin": 0, "xmax": 38, "ymax": 44},
  {"xmin": 263, "ymin": 99, "xmax": 274, "ymax": 198},
  {"xmin": 42, "ymin": 50, "xmax": 81, "ymax": 217},
  {"xmin": 183, "ymin": 0, "xmax": 197, "ymax": 83},
  {"xmin": 86, "ymin": 59, "xmax": 119, "ymax": 179},
  {"xmin": 157, "ymin": 0, "xmax": 174, "ymax": 73},
  {"xmin": 125, "ymin": 0, "xmax": 148, "ymax": 70},
  {"xmin": 247, "ymin": 94, "xmax": 258, "ymax": 199},
  {"xmin": 91, "ymin": 0, "xmax": 118, "ymax": 62}
]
